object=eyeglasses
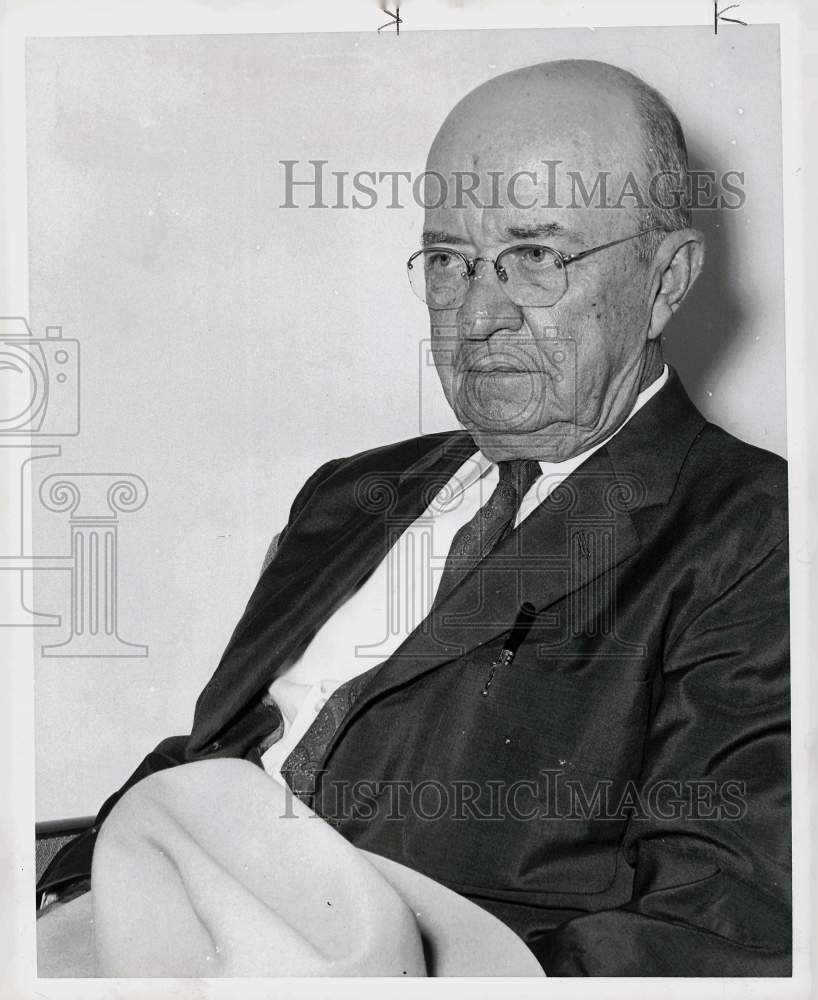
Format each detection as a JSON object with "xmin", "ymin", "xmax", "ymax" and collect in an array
[{"xmin": 406, "ymin": 227, "xmax": 660, "ymax": 310}]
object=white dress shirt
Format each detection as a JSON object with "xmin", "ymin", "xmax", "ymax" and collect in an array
[{"xmin": 261, "ymin": 367, "xmax": 669, "ymax": 782}]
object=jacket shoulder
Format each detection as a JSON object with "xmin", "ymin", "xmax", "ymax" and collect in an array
[
  {"xmin": 683, "ymin": 421, "xmax": 788, "ymax": 542},
  {"xmin": 696, "ymin": 422, "xmax": 787, "ymax": 487},
  {"xmin": 284, "ymin": 431, "xmax": 468, "ymax": 527},
  {"xmin": 324, "ymin": 431, "xmax": 466, "ymax": 476}
]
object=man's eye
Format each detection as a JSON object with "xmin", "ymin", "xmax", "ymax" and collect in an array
[
  {"xmin": 426, "ymin": 251, "xmax": 457, "ymax": 270},
  {"xmin": 519, "ymin": 247, "xmax": 554, "ymax": 267}
]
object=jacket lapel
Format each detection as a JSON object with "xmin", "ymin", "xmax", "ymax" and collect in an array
[
  {"xmin": 323, "ymin": 446, "xmax": 642, "ymax": 753},
  {"xmin": 188, "ymin": 432, "xmax": 478, "ymax": 751},
  {"xmin": 323, "ymin": 368, "xmax": 706, "ymax": 754}
]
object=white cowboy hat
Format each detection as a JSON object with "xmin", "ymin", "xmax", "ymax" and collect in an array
[{"xmin": 38, "ymin": 758, "xmax": 544, "ymax": 978}]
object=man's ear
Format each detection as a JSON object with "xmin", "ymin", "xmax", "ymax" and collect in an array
[{"xmin": 647, "ymin": 229, "xmax": 705, "ymax": 340}]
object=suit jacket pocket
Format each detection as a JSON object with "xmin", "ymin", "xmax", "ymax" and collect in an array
[{"xmin": 399, "ymin": 658, "xmax": 651, "ymax": 894}]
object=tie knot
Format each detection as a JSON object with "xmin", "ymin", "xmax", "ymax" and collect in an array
[{"xmin": 497, "ymin": 459, "xmax": 542, "ymax": 502}]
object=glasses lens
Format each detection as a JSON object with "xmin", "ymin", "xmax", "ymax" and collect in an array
[
  {"xmin": 407, "ymin": 249, "xmax": 469, "ymax": 309},
  {"xmin": 496, "ymin": 245, "xmax": 567, "ymax": 307}
]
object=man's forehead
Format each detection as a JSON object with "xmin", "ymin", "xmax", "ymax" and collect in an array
[
  {"xmin": 422, "ymin": 193, "xmax": 594, "ymax": 248},
  {"xmin": 421, "ymin": 212, "xmax": 586, "ymax": 248},
  {"xmin": 421, "ymin": 129, "xmax": 646, "ymax": 246}
]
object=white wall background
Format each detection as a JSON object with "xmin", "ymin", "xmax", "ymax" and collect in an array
[{"xmin": 26, "ymin": 26, "xmax": 785, "ymax": 819}]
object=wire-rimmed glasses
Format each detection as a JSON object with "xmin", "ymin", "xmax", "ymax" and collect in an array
[{"xmin": 406, "ymin": 227, "xmax": 661, "ymax": 310}]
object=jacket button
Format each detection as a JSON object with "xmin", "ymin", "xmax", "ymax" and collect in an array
[{"xmin": 209, "ymin": 740, "xmax": 221, "ymax": 751}]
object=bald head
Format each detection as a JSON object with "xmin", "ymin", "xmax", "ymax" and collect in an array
[
  {"xmin": 430, "ymin": 60, "xmax": 647, "ymax": 156},
  {"xmin": 426, "ymin": 60, "xmax": 690, "ymax": 258}
]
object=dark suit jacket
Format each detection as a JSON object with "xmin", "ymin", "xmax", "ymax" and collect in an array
[{"xmin": 39, "ymin": 369, "xmax": 791, "ymax": 976}]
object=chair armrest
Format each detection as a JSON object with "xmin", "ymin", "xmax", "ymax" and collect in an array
[{"xmin": 35, "ymin": 816, "xmax": 96, "ymax": 891}]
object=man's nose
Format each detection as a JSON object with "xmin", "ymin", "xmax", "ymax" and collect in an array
[{"xmin": 458, "ymin": 260, "xmax": 524, "ymax": 340}]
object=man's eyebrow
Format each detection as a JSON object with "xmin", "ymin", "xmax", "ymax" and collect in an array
[
  {"xmin": 421, "ymin": 230, "xmax": 472, "ymax": 247},
  {"xmin": 421, "ymin": 222, "xmax": 584, "ymax": 247},
  {"xmin": 503, "ymin": 222, "xmax": 583, "ymax": 242}
]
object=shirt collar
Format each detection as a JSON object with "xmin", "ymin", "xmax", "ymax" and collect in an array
[
  {"xmin": 435, "ymin": 365, "xmax": 670, "ymax": 508},
  {"xmin": 537, "ymin": 364, "xmax": 669, "ymax": 478}
]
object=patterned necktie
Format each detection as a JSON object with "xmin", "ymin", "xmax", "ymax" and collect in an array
[
  {"xmin": 432, "ymin": 458, "xmax": 542, "ymax": 608},
  {"xmin": 280, "ymin": 458, "xmax": 542, "ymax": 804}
]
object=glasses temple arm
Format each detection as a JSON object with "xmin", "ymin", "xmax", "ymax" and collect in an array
[{"xmin": 561, "ymin": 227, "xmax": 662, "ymax": 265}]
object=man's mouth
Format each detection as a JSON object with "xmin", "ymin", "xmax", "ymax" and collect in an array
[{"xmin": 461, "ymin": 366, "xmax": 539, "ymax": 374}]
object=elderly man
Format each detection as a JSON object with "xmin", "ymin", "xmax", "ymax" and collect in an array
[{"xmin": 38, "ymin": 59, "xmax": 790, "ymax": 976}]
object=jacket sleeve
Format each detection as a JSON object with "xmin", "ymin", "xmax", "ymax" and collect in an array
[
  {"xmin": 37, "ymin": 457, "xmax": 343, "ymax": 900},
  {"xmin": 36, "ymin": 735, "xmax": 190, "ymax": 896},
  {"xmin": 530, "ymin": 539, "xmax": 791, "ymax": 976}
]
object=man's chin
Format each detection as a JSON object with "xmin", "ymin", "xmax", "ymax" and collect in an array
[
  {"xmin": 452, "ymin": 396, "xmax": 569, "ymax": 438},
  {"xmin": 461, "ymin": 420, "xmax": 586, "ymax": 463}
]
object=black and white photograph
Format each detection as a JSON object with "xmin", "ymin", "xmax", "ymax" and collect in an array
[{"xmin": 1, "ymin": 1, "xmax": 815, "ymax": 996}]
